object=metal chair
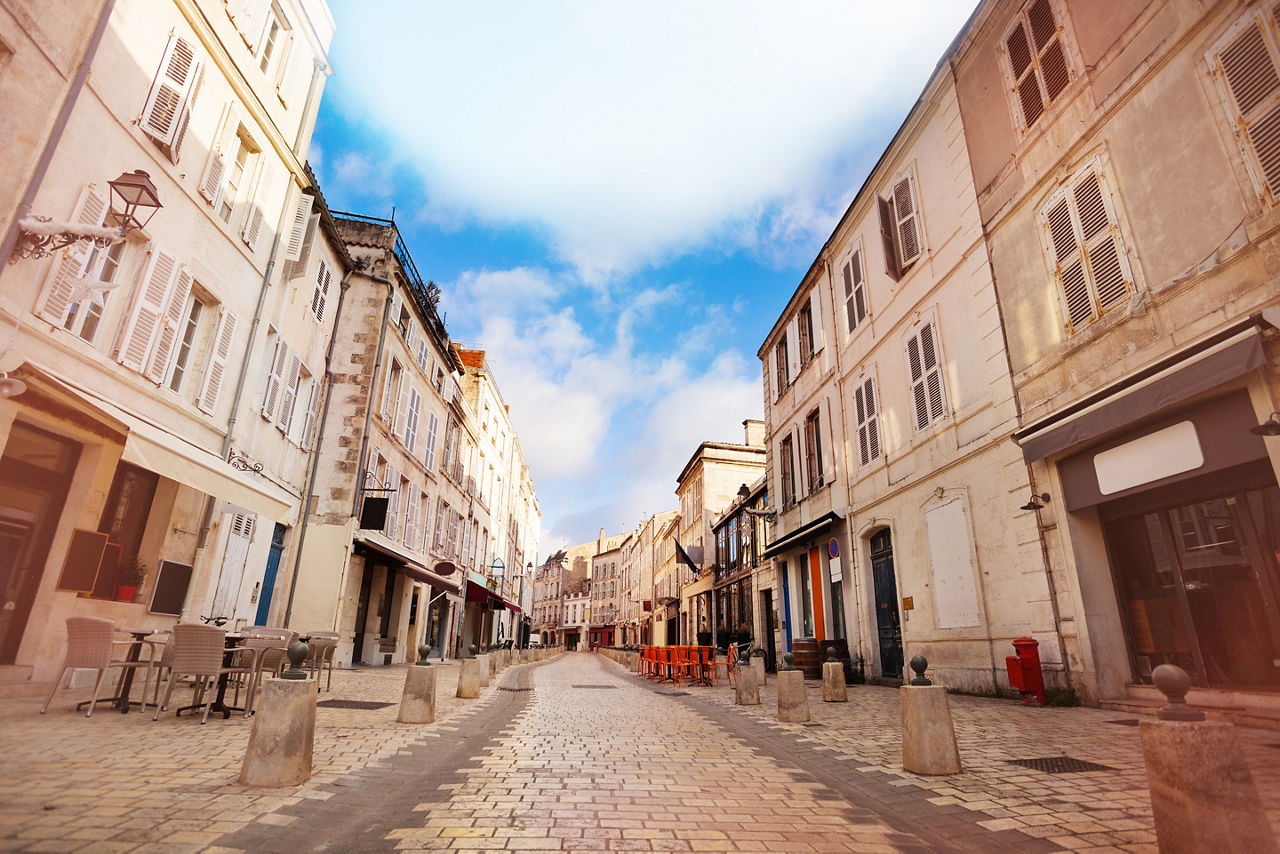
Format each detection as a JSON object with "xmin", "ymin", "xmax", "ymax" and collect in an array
[
  {"xmin": 152, "ymin": 624, "xmax": 253, "ymax": 723},
  {"xmin": 40, "ymin": 617, "xmax": 158, "ymax": 717}
]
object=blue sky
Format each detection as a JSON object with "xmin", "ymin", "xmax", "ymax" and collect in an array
[{"xmin": 309, "ymin": 1, "xmax": 979, "ymax": 555}]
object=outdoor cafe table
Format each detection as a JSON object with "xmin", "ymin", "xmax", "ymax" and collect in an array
[
  {"xmin": 77, "ymin": 626, "xmax": 166, "ymax": 715},
  {"xmin": 174, "ymin": 631, "xmax": 254, "ymax": 720}
]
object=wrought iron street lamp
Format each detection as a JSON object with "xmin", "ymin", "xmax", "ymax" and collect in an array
[{"xmin": 11, "ymin": 170, "xmax": 161, "ymax": 262}]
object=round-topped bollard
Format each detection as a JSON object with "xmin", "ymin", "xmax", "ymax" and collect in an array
[
  {"xmin": 240, "ymin": 641, "xmax": 315, "ymax": 786},
  {"xmin": 900, "ymin": 655, "xmax": 961, "ymax": 775},
  {"xmin": 398, "ymin": 644, "xmax": 436, "ymax": 723},
  {"xmin": 735, "ymin": 645, "xmax": 760, "ymax": 705},
  {"xmin": 823, "ymin": 647, "xmax": 847, "ymax": 703},
  {"xmin": 456, "ymin": 645, "xmax": 481, "ymax": 699},
  {"xmin": 776, "ymin": 652, "xmax": 809, "ymax": 722},
  {"xmin": 1139, "ymin": 665, "xmax": 1276, "ymax": 853}
]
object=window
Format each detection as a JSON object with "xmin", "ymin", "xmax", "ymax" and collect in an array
[
  {"xmin": 1040, "ymin": 161, "xmax": 1133, "ymax": 332},
  {"xmin": 257, "ymin": 6, "xmax": 285, "ymax": 74},
  {"xmin": 261, "ymin": 335, "xmax": 308, "ymax": 436},
  {"xmin": 1209, "ymin": 8, "xmax": 1280, "ymax": 205},
  {"xmin": 876, "ymin": 173, "xmax": 922, "ymax": 281},
  {"xmin": 446, "ymin": 510, "xmax": 460, "ymax": 559},
  {"xmin": 905, "ymin": 319, "xmax": 947, "ymax": 430},
  {"xmin": 779, "ymin": 434, "xmax": 796, "ymax": 507},
  {"xmin": 382, "ymin": 467, "xmax": 400, "ymax": 540},
  {"xmin": 165, "ymin": 295, "xmax": 204, "ymax": 393},
  {"xmin": 197, "ymin": 309, "xmax": 238, "ymax": 415},
  {"xmin": 803, "ymin": 409, "xmax": 824, "ymax": 493},
  {"xmin": 1004, "ymin": 0, "xmax": 1072, "ymax": 133},
  {"xmin": 416, "ymin": 339, "xmax": 431, "ymax": 372},
  {"xmin": 311, "ymin": 260, "xmax": 331, "ymax": 323},
  {"xmin": 62, "ymin": 239, "xmax": 124, "ymax": 344},
  {"xmin": 117, "ymin": 250, "xmax": 196, "ymax": 387},
  {"xmin": 433, "ymin": 499, "xmax": 447, "ymax": 550},
  {"xmin": 853, "ymin": 374, "xmax": 882, "ymax": 467},
  {"xmin": 382, "ymin": 359, "xmax": 402, "ymax": 425},
  {"xmin": 139, "ymin": 35, "xmax": 202, "ymax": 162},
  {"xmin": 38, "ymin": 185, "xmax": 111, "ymax": 335},
  {"xmin": 404, "ymin": 387, "xmax": 421, "ymax": 451},
  {"xmin": 423, "ymin": 411, "xmax": 440, "ymax": 471},
  {"xmin": 773, "ymin": 341, "xmax": 788, "ymax": 396},
  {"xmin": 403, "ymin": 485, "xmax": 420, "ymax": 549},
  {"xmin": 841, "ymin": 247, "xmax": 867, "ymax": 334},
  {"xmin": 798, "ymin": 298, "xmax": 814, "ymax": 364}
]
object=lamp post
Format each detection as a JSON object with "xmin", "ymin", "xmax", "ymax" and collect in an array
[{"xmin": 11, "ymin": 170, "xmax": 161, "ymax": 262}]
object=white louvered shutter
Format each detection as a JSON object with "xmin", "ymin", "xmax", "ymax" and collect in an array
[
  {"xmin": 380, "ymin": 366, "xmax": 394, "ymax": 422},
  {"xmin": 405, "ymin": 387, "xmax": 421, "ymax": 452},
  {"xmin": 893, "ymin": 176, "xmax": 921, "ymax": 268},
  {"xmin": 906, "ymin": 321, "xmax": 946, "ymax": 430},
  {"xmin": 289, "ymin": 213, "xmax": 318, "ymax": 280},
  {"xmin": 433, "ymin": 500, "xmax": 446, "ymax": 549},
  {"xmin": 393, "ymin": 378, "xmax": 410, "ymax": 438},
  {"xmin": 301, "ymin": 379, "xmax": 321, "ymax": 448},
  {"xmin": 855, "ymin": 376, "xmax": 880, "ymax": 467},
  {"xmin": 383, "ymin": 466, "xmax": 399, "ymax": 539},
  {"xmin": 1213, "ymin": 13, "xmax": 1280, "ymax": 202},
  {"xmin": 198, "ymin": 310, "xmax": 237, "ymax": 414},
  {"xmin": 1005, "ymin": 0, "xmax": 1072, "ymax": 132},
  {"xmin": 38, "ymin": 184, "xmax": 109, "ymax": 325},
  {"xmin": 231, "ymin": 0, "xmax": 269, "ymax": 50},
  {"xmin": 1043, "ymin": 191, "xmax": 1091, "ymax": 329},
  {"xmin": 199, "ymin": 104, "xmax": 237, "ymax": 206},
  {"xmin": 241, "ymin": 171, "xmax": 269, "ymax": 251},
  {"xmin": 424, "ymin": 411, "xmax": 439, "ymax": 471},
  {"xmin": 809, "ymin": 288, "xmax": 824, "ymax": 354},
  {"xmin": 283, "ymin": 193, "xmax": 313, "ymax": 261},
  {"xmin": 785, "ymin": 319, "xmax": 799, "ymax": 383},
  {"xmin": 144, "ymin": 265, "xmax": 192, "ymax": 384},
  {"xmin": 404, "ymin": 487, "xmax": 419, "ymax": 549},
  {"xmin": 1073, "ymin": 170, "xmax": 1131, "ymax": 313},
  {"xmin": 311, "ymin": 260, "xmax": 330, "ymax": 322},
  {"xmin": 842, "ymin": 250, "xmax": 867, "ymax": 333},
  {"xmin": 118, "ymin": 249, "xmax": 178, "ymax": 372},
  {"xmin": 262, "ymin": 338, "xmax": 287, "ymax": 419},
  {"xmin": 277, "ymin": 351, "xmax": 302, "ymax": 432},
  {"xmin": 140, "ymin": 36, "xmax": 201, "ymax": 150}
]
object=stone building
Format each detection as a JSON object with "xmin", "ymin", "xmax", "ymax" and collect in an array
[
  {"xmin": 588, "ymin": 541, "xmax": 622, "ymax": 648},
  {"xmin": 711, "ymin": 476, "xmax": 777, "ymax": 667},
  {"xmin": 531, "ymin": 548, "xmax": 566, "ymax": 646},
  {"xmin": 951, "ymin": 0, "xmax": 1280, "ymax": 710},
  {"xmin": 0, "ymin": 0, "xmax": 336, "ymax": 683}
]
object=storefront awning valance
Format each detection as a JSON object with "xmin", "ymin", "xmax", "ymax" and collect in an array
[
  {"xmin": 29, "ymin": 364, "xmax": 295, "ymax": 521},
  {"xmin": 1012, "ymin": 325, "xmax": 1265, "ymax": 464},
  {"xmin": 355, "ymin": 534, "xmax": 459, "ymax": 592},
  {"xmin": 761, "ymin": 511, "xmax": 841, "ymax": 559}
]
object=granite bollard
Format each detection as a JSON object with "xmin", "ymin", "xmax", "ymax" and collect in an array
[
  {"xmin": 776, "ymin": 653, "xmax": 810, "ymax": 722},
  {"xmin": 240, "ymin": 642, "xmax": 316, "ymax": 787},
  {"xmin": 735, "ymin": 662, "xmax": 760, "ymax": 705},
  {"xmin": 1140, "ymin": 665, "xmax": 1277, "ymax": 853},
  {"xmin": 456, "ymin": 646, "xmax": 481, "ymax": 698},
  {"xmin": 900, "ymin": 656, "xmax": 961, "ymax": 775},
  {"xmin": 477, "ymin": 653, "xmax": 491, "ymax": 687},
  {"xmin": 751, "ymin": 647, "xmax": 766, "ymax": 685},
  {"xmin": 822, "ymin": 648, "xmax": 847, "ymax": 702},
  {"xmin": 397, "ymin": 644, "xmax": 437, "ymax": 724}
]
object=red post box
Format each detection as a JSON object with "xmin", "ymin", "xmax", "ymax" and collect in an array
[{"xmin": 1005, "ymin": 637, "xmax": 1046, "ymax": 706}]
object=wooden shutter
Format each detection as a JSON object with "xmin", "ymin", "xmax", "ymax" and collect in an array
[
  {"xmin": 198, "ymin": 309, "xmax": 237, "ymax": 414},
  {"xmin": 380, "ymin": 365, "xmax": 394, "ymax": 422},
  {"xmin": 262, "ymin": 337, "xmax": 287, "ymax": 418},
  {"xmin": 38, "ymin": 184, "xmax": 109, "ymax": 325},
  {"xmin": 199, "ymin": 104, "xmax": 237, "ymax": 206},
  {"xmin": 908, "ymin": 321, "xmax": 946, "ymax": 427},
  {"xmin": 893, "ymin": 176, "xmax": 921, "ymax": 268},
  {"xmin": 144, "ymin": 265, "xmax": 192, "ymax": 384},
  {"xmin": 405, "ymin": 387, "xmax": 421, "ymax": 451},
  {"xmin": 311, "ymin": 259, "xmax": 330, "ymax": 322},
  {"xmin": 231, "ymin": 0, "xmax": 269, "ymax": 50},
  {"xmin": 383, "ymin": 466, "xmax": 399, "ymax": 539},
  {"xmin": 118, "ymin": 249, "xmax": 178, "ymax": 372},
  {"xmin": 785, "ymin": 319, "xmax": 799, "ymax": 383},
  {"xmin": 393, "ymin": 375, "xmax": 410, "ymax": 437},
  {"xmin": 434, "ymin": 499, "xmax": 446, "ymax": 549},
  {"xmin": 289, "ymin": 213, "xmax": 318, "ymax": 280},
  {"xmin": 283, "ymin": 192, "xmax": 314, "ymax": 261},
  {"xmin": 241, "ymin": 171, "xmax": 269, "ymax": 250},
  {"xmin": 424, "ymin": 411, "xmax": 439, "ymax": 470},
  {"xmin": 877, "ymin": 195, "xmax": 901, "ymax": 281},
  {"xmin": 140, "ymin": 36, "xmax": 200, "ymax": 148},
  {"xmin": 1006, "ymin": 0, "xmax": 1070, "ymax": 131},
  {"xmin": 1029, "ymin": 0, "xmax": 1070, "ymax": 102},
  {"xmin": 1215, "ymin": 13, "xmax": 1280, "ymax": 201},
  {"xmin": 403, "ymin": 486, "xmax": 419, "ymax": 549},
  {"xmin": 809, "ymin": 288, "xmax": 823, "ymax": 354},
  {"xmin": 855, "ymin": 375, "xmax": 880, "ymax": 467},
  {"xmin": 1043, "ymin": 192, "xmax": 1092, "ymax": 328},
  {"xmin": 300, "ymin": 379, "xmax": 321, "ymax": 448},
  {"xmin": 841, "ymin": 250, "xmax": 867, "ymax": 333},
  {"xmin": 1074, "ymin": 170, "xmax": 1131, "ymax": 311},
  {"xmin": 277, "ymin": 351, "xmax": 302, "ymax": 432},
  {"xmin": 773, "ymin": 342, "xmax": 787, "ymax": 396}
]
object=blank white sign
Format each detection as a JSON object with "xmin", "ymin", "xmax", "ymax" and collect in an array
[{"xmin": 1094, "ymin": 420, "xmax": 1203, "ymax": 495}]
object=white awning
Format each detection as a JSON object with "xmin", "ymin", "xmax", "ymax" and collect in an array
[{"xmin": 28, "ymin": 365, "xmax": 297, "ymax": 522}]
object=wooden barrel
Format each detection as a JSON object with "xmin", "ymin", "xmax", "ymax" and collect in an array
[{"xmin": 791, "ymin": 637, "xmax": 821, "ymax": 678}]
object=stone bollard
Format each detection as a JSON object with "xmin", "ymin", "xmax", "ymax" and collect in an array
[
  {"xmin": 822, "ymin": 648, "xmax": 847, "ymax": 702},
  {"xmin": 457, "ymin": 646, "xmax": 481, "ymax": 699},
  {"xmin": 397, "ymin": 644, "xmax": 437, "ymax": 724},
  {"xmin": 776, "ymin": 653, "xmax": 810, "ymax": 722},
  {"xmin": 488, "ymin": 651, "xmax": 497, "ymax": 678},
  {"xmin": 752, "ymin": 646, "xmax": 766, "ymax": 686},
  {"xmin": 900, "ymin": 656, "xmax": 961, "ymax": 775},
  {"xmin": 240, "ymin": 642, "xmax": 316, "ymax": 786},
  {"xmin": 1140, "ymin": 665, "xmax": 1277, "ymax": 854},
  {"xmin": 735, "ymin": 649, "xmax": 760, "ymax": 705},
  {"xmin": 477, "ymin": 653, "xmax": 491, "ymax": 687}
]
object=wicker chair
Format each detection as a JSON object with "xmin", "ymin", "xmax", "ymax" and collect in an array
[
  {"xmin": 40, "ymin": 617, "xmax": 159, "ymax": 717},
  {"xmin": 239, "ymin": 627, "xmax": 296, "ymax": 714},
  {"xmin": 305, "ymin": 631, "xmax": 339, "ymax": 690},
  {"xmin": 152, "ymin": 624, "xmax": 253, "ymax": 723}
]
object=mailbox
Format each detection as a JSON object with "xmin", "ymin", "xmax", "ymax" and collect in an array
[{"xmin": 1005, "ymin": 636, "xmax": 1047, "ymax": 706}]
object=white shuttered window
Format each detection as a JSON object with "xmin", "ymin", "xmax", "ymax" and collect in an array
[
  {"xmin": 139, "ymin": 35, "xmax": 202, "ymax": 161},
  {"xmin": 1209, "ymin": 8, "xmax": 1280, "ymax": 205},
  {"xmin": 905, "ymin": 319, "xmax": 947, "ymax": 431},
  {"xmin": 841, "ymin": 247, "xmax": 867, "ymax": 334},
  {"xmin": 198, "ymin": 309, "xmax": 237, "ymax": 414},
  {"xmin": 1004, "ymin": 0, "xmax": 1073, "ymax": 132},
  {"xmin": 854, "ymin": 374, "xmax": 881, "ymax": 467},
  {"xmin": 118, "ymin": 249, "xmax": 179, "ymax": 374},
  {"xmin": 1040, "ymin": 160, "xmax": 1133, "ymax": 333}
]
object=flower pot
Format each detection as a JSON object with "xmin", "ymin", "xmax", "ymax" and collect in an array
[{"xmin": 115, "ymin": 585, "xmax": 137, "ymax": 602}]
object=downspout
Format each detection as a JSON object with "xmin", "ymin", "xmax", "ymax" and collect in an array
[
  {"xmin": 0, "ymin": 0, "xmax": 117, "ymax": 268},
  {"xmin": 281, "ymin": 258, "xmax": 362, "ymax": 628}
]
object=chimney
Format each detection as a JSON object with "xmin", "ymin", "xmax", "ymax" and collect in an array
[{"xmin": 743, "ymin": 418, "xmax": 765, "ymax": 447}]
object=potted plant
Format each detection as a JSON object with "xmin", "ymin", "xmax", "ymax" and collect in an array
[{"xmin": 115, "ymin": 555, "xmax": 145, "ymax": 602}]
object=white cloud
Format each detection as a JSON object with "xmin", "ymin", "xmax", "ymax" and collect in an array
[{"xmin": 327, "ymin": 1, "xmax": 978, "ymax": 280}]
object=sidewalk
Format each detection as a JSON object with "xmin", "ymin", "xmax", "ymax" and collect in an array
[
  {"xmin": 605, "ymin": 656, "xmax": 1280, "ymax": 852},
  {"xmin": 0, "ymin": 658, "xmax": 523, "ymax": 852}
]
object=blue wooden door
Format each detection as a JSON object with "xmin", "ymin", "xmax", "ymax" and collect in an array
[{"xmin": 254, "ymin": 523, "xmax": 286, "ymax": 625}]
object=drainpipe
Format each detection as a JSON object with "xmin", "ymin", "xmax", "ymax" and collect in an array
[
  {"xmin": 0, "ymin": 0, "xmax": 117, "ymax": 270},
  {"xmin": 280, "ymin": 257, "xmax": 362, "ymax": 628}
]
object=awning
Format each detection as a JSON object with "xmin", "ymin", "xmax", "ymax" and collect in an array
[
  {"xmin": 761, "ymin": 511, "xmax": 841, "ymax": 558},
  {"xmin": 1013, "ymin": 325, "xmax": 1265, "ymax": 463},
  {"xmin": 25, "ymin": 364, "xmax": 295, "ymax": 521},
  {"xmin": 355, "ymin": 534, "xmax": 459, "ymax": 592}
]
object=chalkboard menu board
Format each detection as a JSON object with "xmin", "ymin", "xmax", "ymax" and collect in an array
[
  {"xmin": 55, "ymin": 529, "xmax": 108, "ymax": 593},
  {"xmin": 148, "ymin": 560, "xmax": 192, "ymax": 616}
]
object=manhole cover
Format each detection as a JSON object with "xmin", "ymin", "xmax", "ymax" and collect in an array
[
  {"xmin": 316, "ymin": 700, "xmax": 394, "ymax": 710},
  {"xmin": 572, "ymin": 685, "xmax": 617, "ymax": 689},
  {"xmin": 1008, "ymin": 756, "xmax": 1114, "ymax": 774},
  {"xmin": 657, "ymin": 691, "xmax": 689, "ymax": 696},
  {"xmin": 498, "ymin": 687, "xmax": 532, "ymax": 692},
  {"xmin": 1105, "ymin": 719, "xmax": 1141, "ymax": 726}
]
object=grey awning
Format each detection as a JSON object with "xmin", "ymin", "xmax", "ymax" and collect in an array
[
  {"xmin": 761, "ymin": 511, "xmax": 840, "ymax": 559},
  {"xmin": 1014, "ymin": 326, "xmax": 1264, "ymax": 463}
]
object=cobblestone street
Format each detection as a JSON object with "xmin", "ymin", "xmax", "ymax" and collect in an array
[{"xmin": 3, "ymin": 652, "xmax": 1280, "ymax": 852}]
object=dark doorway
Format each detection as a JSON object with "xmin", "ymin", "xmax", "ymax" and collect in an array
[
  {"xmin": 762, "ymin": 588, "xmax": 777, "ymax": 672},
  {"xmin": 0, "ymin": 423, "xmax": 80, "ymax": 663},
  {"xmin": 254, "ymin": 523, "xmax": 286, "ymax": 625},
  {"xmin": 869, "ymin": 529, "xmax": 903, "ymax": 680}
]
